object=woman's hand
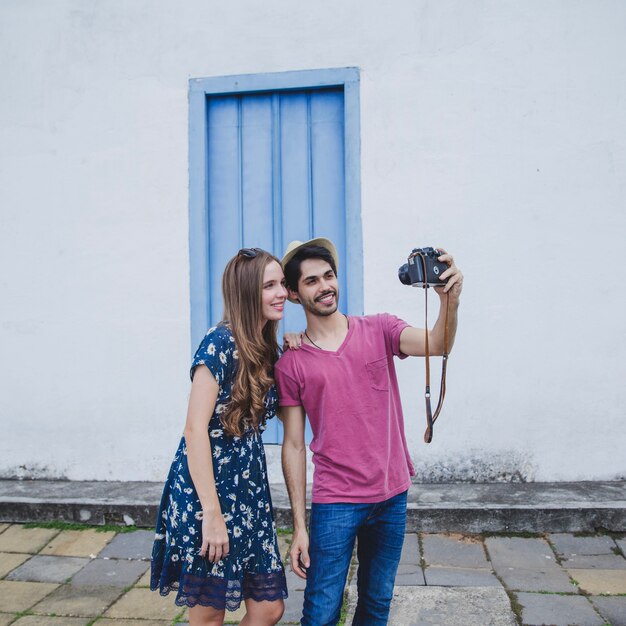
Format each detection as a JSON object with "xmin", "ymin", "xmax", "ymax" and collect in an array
[
  {"xmin": 200, "ymin": 510, "xmax": 230, "ymax": 563},
  {"xmin": 283, "ymin": 332, "xmax": 304, "ymax": 351}
]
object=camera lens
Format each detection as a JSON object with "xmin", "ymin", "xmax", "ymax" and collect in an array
[{"xmin": 398, "ymin": 264, "xmax": 411, "ymax": 285}]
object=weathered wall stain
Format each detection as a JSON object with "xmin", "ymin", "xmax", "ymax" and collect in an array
[{"xmin": 411, "ymin": 451, "xmax": 537, "ymax": 483}]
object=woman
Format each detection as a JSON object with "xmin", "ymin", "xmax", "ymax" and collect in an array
[{"xmin": 151, "ymin": 248, "xmax": 289, "ymax": 626}]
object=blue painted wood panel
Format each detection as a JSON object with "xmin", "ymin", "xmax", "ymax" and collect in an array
[{"xmin": 191, "ymin": 72, "xmax": 360, "ymax": 444}]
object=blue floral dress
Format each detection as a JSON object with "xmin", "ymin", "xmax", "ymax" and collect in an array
[{"xmin": 150, "ymin": 324, "xmax": 288, "ymax": 610}]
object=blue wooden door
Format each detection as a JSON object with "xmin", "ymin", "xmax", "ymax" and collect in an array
[{"xmin": 203, "ymin": 88, "xmax": 346, "ymax": 443}]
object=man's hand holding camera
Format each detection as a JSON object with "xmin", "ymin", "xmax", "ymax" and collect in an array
[
  {"xmin": 398, "ymin": 246, "xmax": 462, "ymax": 358},
  {"xmin": 434, "ymin": 248, "xmax": 463, "ymax": 301}
]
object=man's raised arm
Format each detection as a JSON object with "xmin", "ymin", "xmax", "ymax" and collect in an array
[{"xmin": 399, "ymin": 250, "xmax": 463, "ymax": 357}]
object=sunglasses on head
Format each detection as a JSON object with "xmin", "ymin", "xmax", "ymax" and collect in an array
[{"xmin": 238, "ymin": 247, "xmax": 263, "ymax": 259}]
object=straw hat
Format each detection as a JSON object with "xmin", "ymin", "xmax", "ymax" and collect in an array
[{"xmin": 280, "ymin": 237, "xmax": 339, "ymax": 270}]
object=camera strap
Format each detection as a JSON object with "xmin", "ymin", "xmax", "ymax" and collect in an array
[{"xmin": 414, "ymin": 252, "xmax": 450, "ymax": 443}]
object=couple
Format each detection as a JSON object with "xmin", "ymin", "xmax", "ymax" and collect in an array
[{"xmin": 151, "ymin": 238, "xmax": 463, "ymax": 625}]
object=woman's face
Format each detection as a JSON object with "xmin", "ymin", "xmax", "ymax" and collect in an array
[{"xmin": 261, "ymin": 260, "xmax": 288, "ymax": 322}]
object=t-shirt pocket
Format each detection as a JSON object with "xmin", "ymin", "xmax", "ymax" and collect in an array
[{"xmin": 366, "ymin": 357, "xmax": 390, "ymax": 391}]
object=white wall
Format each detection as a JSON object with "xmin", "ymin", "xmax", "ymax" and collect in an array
[{"xmin": 1, "ymin": 0, "xmax": 624, "ymax": 482}]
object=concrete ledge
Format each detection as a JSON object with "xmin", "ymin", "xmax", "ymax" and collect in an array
[{"xmin": 1, "ymin": 479, "xmax": 624, "ymax": 533}]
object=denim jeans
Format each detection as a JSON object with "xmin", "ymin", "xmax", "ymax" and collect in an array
[{"xmin": 301, "ymin": 490, "xmax": 408, "ymax": 626}]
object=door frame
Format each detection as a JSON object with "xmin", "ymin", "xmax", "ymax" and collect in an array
[{"xmin": 188, "ymin": 67, "xmax": 362, "ymax": 350}]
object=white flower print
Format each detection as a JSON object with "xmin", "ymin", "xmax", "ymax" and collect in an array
[
  {"xmin": 210, "ymin": 429, "xmax": 223, "ymax": 437},
  {"xmin": 233, "ymin": 526, "xmax": 242, "ymax": 538},
  {"xmin": 208, "ymin": 343, "xmax": 216, "ymax": 356},
  {"xmin": 242, "ymin": 470, "xmax": 250, "ymax": 479},
  {"xmin": 183, "ymin": 535, "xmax": 190, "ymax": 543},
  {"xmin": 219, "ymin": 351, "xmax": 227, "ymax": 364},
  {"xmin": 171, "ymin": 554, "xmax": 179, "ymax": 562},
  {"xmin": 213, "ymin": 445, "xmax": 222, "ymax": 458},
  {"xmin": 233, "ymin": 349, "xmax": 239, "ymax": 359}
]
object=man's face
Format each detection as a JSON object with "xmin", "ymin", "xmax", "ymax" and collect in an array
[{"xmin": 291, "ymin": 258, "xmax": 339, "ymax": 317}]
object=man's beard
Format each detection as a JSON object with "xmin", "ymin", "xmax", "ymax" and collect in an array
[{"xmin": 301, "ymin": 290, "xmax": 339, "ymax": 317}]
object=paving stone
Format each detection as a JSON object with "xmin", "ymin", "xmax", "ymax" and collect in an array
[
  {"xmin": 561, "ymin": 553, "xmax": 626, "ymax": 569},
  {"xmin": 485, "ymin": 536, "xmax": 559, "ymax": 570},
  {"xmin": 104, "ymin": 588, "xmax": 183, "ymax": 620},
  {"xmin": 549, "ymin": 533, "xmax": 618, "ymax": 557},
  {"xmin": 567, "ymin": 568, "xmax": 626, "ymax": 595},
  {"xmin": 0, "ymin": 551, "xmax": 30, "ymax": 577},
  {"xmin": 281, "ymin": 588, "xmax": 304, "ymax": 623},
  {"xmin": 422, "ymin": 533, "xmax": 489, "ymax": 568},
  {"xmin": 0, "ymin": 580, "xmax": 59, "ymax": 612},
  {"xmin": 41, "ymin": 529, "xmax": 116, "ymax": 557},
  {"xmin": 400, "ymin": 533, "xmax": 420, "ymax": 565},
  {"xmin": 395, "ymin": 563, "xmax": 426, "ymax": 586},
  {"xmin": 486, "ymin": 536, "xmax": 576, "ymax": 592},
  {"xmin": 286, "ymin": 568, "xmax": 306, "ymax": 592},
  {"xmin": 0, "ymin": 526, "xmax": 59, "ymax": 554},
  {"xmin": 590, "ymin": 595, "xmax": 626, "ymax": 626},
  {"xmin": 0, "ymin": 525, "xmax": 8, "ymax": 534},
  {"xmin": 135, "ymin": 566, "xmax": 152, "ymax": 586},
  {"xmin": 11, "ymin": 617, "xmax": 90, "ymax": 626},
  {"xmin": 32, "ymin": 584, "xmax": 124, "ymax": 617},
  {"xmin": 495, "ymin": 566, "xmax": 576, "ymax": 593},
  {"xmin": 71, "ymin": 557, "xmax": 149, "ymax": 587},
  {"xmin": 99, "ymin": 530, "xmax": 154, "ymax": 560},
  {"xmin": 346, "ymin": 586, "xmax": 517, "ymax": 625},
  {"xmin": 616, "ymin": 538, "xmax": 626, "ymax": 557},
  {"xmin": 516, "ymin": 591, "xmax": 604, "ymax": 626},
  {"xmin": 7, "ymin": 555, "xmax": 90, "ymax": 583},
  {"xmin": 0, "ymin": 615, "xmax": 16, "ymax": 626},
  {"xmin": 424, "ymin": 566, "xmax": 501, "ymax": 587}
]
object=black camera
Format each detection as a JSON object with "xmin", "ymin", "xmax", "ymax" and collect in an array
[{"xmin": 398, "ymin": 247, "xmax": 448, "ymax": 287}]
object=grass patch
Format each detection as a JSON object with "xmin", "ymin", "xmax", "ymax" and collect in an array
[
  {"xmin": 24, "ymin": 520, "xmax": 140, "ymax": 533},
  {"xmin": 503, "ymin": 589, "xmax": 523, "ymax": 625},
  {"xmin": 277, "ymin": 526, "xmax": 294, "ymax": 535},
  {"xmin": 417, "ymin": 532, "xmax": 428, "ymax": 569}
]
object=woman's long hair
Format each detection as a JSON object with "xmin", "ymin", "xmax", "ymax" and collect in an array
[{"xmin": 221, "ymin": 249, "xmax": 281, "ymax": 437}]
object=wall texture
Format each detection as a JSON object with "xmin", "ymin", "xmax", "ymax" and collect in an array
[{"xmin": 1, "ymin": 0, "xmax": 625, "ymax": 482}]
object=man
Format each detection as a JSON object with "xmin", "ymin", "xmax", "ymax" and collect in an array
[{"xmin": 275, "ymin": 237, "xmax": 463, "ymax": 626}]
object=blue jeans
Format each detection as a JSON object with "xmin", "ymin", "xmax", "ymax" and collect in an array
[{"xmin": 301, "ymin": 490, "xmax": 408, "ymax": 626}]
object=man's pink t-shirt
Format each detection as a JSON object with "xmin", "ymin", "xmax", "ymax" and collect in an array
[{"xmin": 274, "ymin": 313, "xmax": 416, "ymax": 504}]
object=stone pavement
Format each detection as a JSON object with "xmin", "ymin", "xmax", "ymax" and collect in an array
[{"xmin": 0, "ymin": 524, "xmax": 625, "ymax": 625}]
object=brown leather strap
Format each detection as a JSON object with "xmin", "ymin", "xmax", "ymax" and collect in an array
[{"xmin": 413, "ymin": 252, "xmax": 450, "ymax": 444}]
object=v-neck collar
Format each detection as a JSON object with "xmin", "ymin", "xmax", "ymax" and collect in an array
[{"xmin": 300, "ymin": 315, "xmax": 354, "ymax": 356}]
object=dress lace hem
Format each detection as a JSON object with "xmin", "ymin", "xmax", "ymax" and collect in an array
[{"xmin": 151, "ymin": 569, "xmax": 288, "ymax": 611}]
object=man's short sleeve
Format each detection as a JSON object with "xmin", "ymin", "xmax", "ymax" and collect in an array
[
  {"xmin": 274, "ymin": 357, "xmax": 303, "ymax": 407},
  {"xmin": 382, "ymin": 313, "xmax": 411, "ymax": 358}
]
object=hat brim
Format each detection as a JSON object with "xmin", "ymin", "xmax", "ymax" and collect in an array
[{"xmin": 280, "ymin": 237, "xmax": 339, "ymax": 271}]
